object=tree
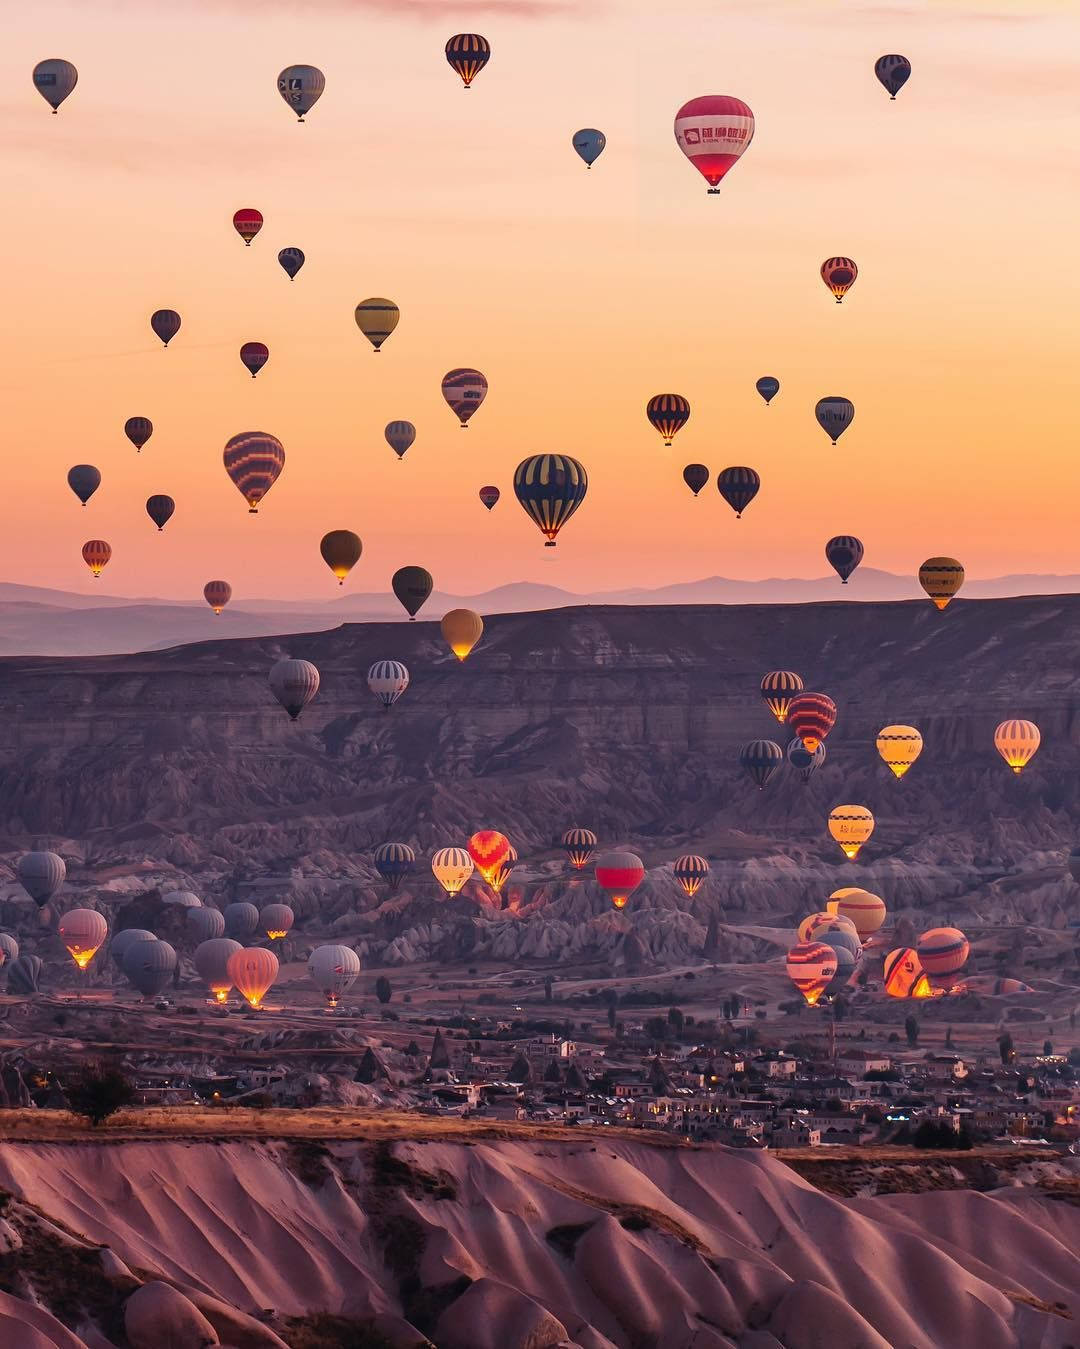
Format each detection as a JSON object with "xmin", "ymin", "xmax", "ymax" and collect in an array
[
  {"xmin": 375, "ymin": 976, "xmax": 393, "ymax": 1005},
  {"xmin": 832, "ymin": 996, "xmax": 848, "ymax": 1023},
  {"xmin": 1043, "ymin": 1039, "xmax": 1054, "ymax": 1056},
  {"xmin": 644, "ymin": 1016, "xmax": 668, "ymax": 1043},
  {"xmin": 544, "ymin": 976, "xmax": 553, "ymax": 1003},
  {"xmin": 607, "ymin": 1002, "xmax": 617, "ymax": 1030},
  {"xmin": 999, "ymin": 1032, "xmax": 1015, "ymax": 1065},
  {"xmin": 945, "ymin": 1027, "xmax": 954, "ymax": 1050},
  {"xmin": 904, "ymin": 1015, "xmax": 920, "ymax": 1048},
  {"xmin": 65, "ymin": 1063, "xmax": 134, "ymax": 1128},
  {"xmin": 667, "ymin": 1006, "xmax": 685, "ymax": 1036}
]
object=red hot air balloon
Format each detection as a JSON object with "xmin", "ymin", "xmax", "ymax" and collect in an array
[
  {"xmin": 468, "ymin": 830, "xmax": 511, "ymax": 886},
  {"xmin": 232, "ymin": 209, "xmax": 263, "ymax": 245},
  {"xmin": 82, "ymin": 540, "xmax": 111, "ymax": 577},
  {"xmin": 787, "ymin": 692, "xmax": 837, "ymax": 753},
  {"xmin": 240, "ymin": 342, "xmax": 269, "ymax": 378},
  {"xmin": 223, "ymin": 432, "xmax": 285, "ymax": 513},
  {"xmin": 674, "ymin": 96, "xmax": 755, "ymax": 194},
  {"xmin": 204, "ymin": 581, "xmax": 232, "ymax": 614},
  {"xmin": 479, "ymin": 485, "xmax": 500, "ymax": 511},
  {"xmin": 595, "ymin": 851, "xmax": 645, "ymax": 910}
]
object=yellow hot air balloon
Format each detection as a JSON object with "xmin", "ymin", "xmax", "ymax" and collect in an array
[
  {"xmin": 797, "ymin": 911, "xmax": 858, "ymax": 944},
  {"xmin": 354, "ymin": 298, "xmax": 400, "ymax": 352},
  {"xmin": 831, "ymin": 888, "xmax": 886, "ymax": 939},
  {"xmin": 441, "ymin": 609, "xmax": 483, "ymax": 662},
  {"xmin": 828, "ymin": 805, "xmax": 875, "ymax": 860},
  {"xmin": 876, "ymin": 725, "xmax": 923, "ymax": 779},
  {"xmin": 919, "ymin": 557, "xmax": 964, "ymax": 610},
  {"xmin": 432, "ymin": 847, "xmax": 474, "ymax": 896},
  {"xmin": 994, "ymin": 719, "xmax": 1040, "ymax": 774}
]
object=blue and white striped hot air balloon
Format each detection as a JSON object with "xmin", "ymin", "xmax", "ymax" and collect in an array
[{"xmin": 368, "ymin": 660, "xmax": 409, "ymax": 709}]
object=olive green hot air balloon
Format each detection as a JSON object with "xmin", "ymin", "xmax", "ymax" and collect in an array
[{"xmin": 319, "ymin": 530, "xmax": 362, "ymax": 585}]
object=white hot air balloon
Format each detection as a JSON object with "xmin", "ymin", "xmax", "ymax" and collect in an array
[
  {"xmin": 308, "ymin": 944, "xmax": 362, "ymax": 1008},
  {"xmin": 367, "ymin": 660, "xmax": 410, "ymax": 709}
]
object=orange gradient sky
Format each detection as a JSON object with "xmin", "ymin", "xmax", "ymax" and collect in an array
[{"xmin": 5, "ymin": 0, "xmax": 1079, "ymax": 602}]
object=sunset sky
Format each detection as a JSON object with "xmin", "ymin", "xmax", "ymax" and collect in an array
[{"xmin": 5, "ymin": 0, "xmax": 1079, "ymax": 602}]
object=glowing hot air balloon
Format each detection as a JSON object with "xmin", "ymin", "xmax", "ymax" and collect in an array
[
  {"xmin": 787, "ymin": 692, "xmax": 837, "ymax": 753},
  {"xmin": 917, "ymin": 927, "xmax": 969, "ymax": 977},
  {"xmin": 994, "ymin": 719, "xmax": 1040, "ymax": 774},
  {"xmin": 673, "ymin": 854, "xmax": 709, "ymax": 898},
  {"xmin": 269, "ymin": 658, "xmax": 320, "ymax": 720},
  {"xmin": 479, "ymin": 485, "xmax": 500, "ymax": 511},
  {"xmin": 490, "ymin": 843, "xmax": 518, "ymax": 895},
  {"xmin": 227, "ymin": 947, "xmax": 279, "ymax": 1008},
  {"xmin": 204, "ymin": 581, "xmax": 231, "ymax": 614},
  {"xmin": 368, "ymin": 659, "xmax": 409, "ymax": 709},
  {"xmin": 815, "ymin": 397, "xmax": 854, "ymax": 444},
  {"xmin": 683, "ymin": 464, "xmax": 709, "ymax": 498},
  {"xmin": 319, "ymin": 530, "xmax": 362, "ymax": 585},
  {"xmin": 513, "ymin": 454, "xmax": 588, "ymax": 547},
  {"xmin": 233, "ymin": 208, "xmax": 263, "ymax": 245},
  {"xmin": 562, "ymin": 828, "xmax": 597, "ymax": 869},
  {"xmin": 875, "ymin": 54, "xmax": 912, "ymax": 100},
  {"xmin": 441, "ymin": 609, "xmax": 483, "ymax": 661},
  {"xmin": 432, "ymin": 847, "xmax": 474, "ymax": 896},
  {"xmin": 761, "ymin": 671, "xmax": 804, "ymax": 725},
  {"xmin": 756, "ymin": 376, "xmax": 779, "ymax": 406},
  {"xmin": 355, "ymin": 298, "xmax": 399, "ymax": 352},
  {"xmin": 33, "ymin": 59, "xmax": 78, "ymax": 112},
  {"xmin": 468, "ymin": 830, "xmax": 512, "ymax": 886},
  {"xmin": 194, "ymin": 937, "xmax": 242, "ymax": 1002},
  {"xmin": 240, "ymin": 342, "xmax": 269, "ymax": 377},
  {"xmin": 919, "ymin": 557, "xmax": 964, "ymax": 610},
  {"xmin": 278, "ymin": 247, "xmax": 305, "ymax": 279},
  {"xmin": 740, "ymin": 740, "xmax": 784, "ymax": 789},
  {"xmin": 68, "ymin": 465, "xmax": 100, "ymax": 506},
  {"xmin": 392, "ymin": 566, "xmax": 432, "ymax": 620},
  {"xmin": 125, "ymin": 417, "xmax": 153, "ymax": 451},
  {"xmin": 821, "ymin": 257, "xmax": 858, "ymax": 303},
  {"xmin": 278, "ymin": 65, "xmax": 325, "ymax": 121},
  {"xmin": 441, "ymin": 369, "xmax": 487, "ymax": 426},
  {"xmin": 261, "ymin": 904, "xmax": 294, "ymax": 941},
  {"xmin": 374, "ymin": 843, "xmax": 415, "ymax": 892},
  {"xmin": 386, "ymin": 421, "xmax": 416, "ymax": 460},
  {"xmin": 446, "ymin": 33, "xmax": 490, "ymax": 88},
  {"xmin": 674, "ymin": 95, "xmax": 754, "ymax": 193},
  {"xmin": 58, "ymin": 908, "xmax": 107, "ymax": 970},
  {"xmin": 717, "ymin": 467, "xmax": 760, "ymax": 518},
  {"xmin": 786, "ymin": 942, "xmax": 837, "ymax": 1007},
  {"xmin": 223, "ymin": 431, "xmax": 285, "ymax": 512},
  {"xmin": 150, "ymin": 310, "xmax": 181, "ymax": 348},
  {"xmin": 877, "ymin": 725, "xmax": 923, "ymax": 779},
  {"xmin": 595, "ymin": 851, "xmax": 645, "ymax": 910},
  {"xmin": 572, "ymin": 128, "xmax": 606, "ymax": 167},
  {"xmin": 82, "ymin": 540, "xmax": 111, "ymax": 577},
  {"xmin": 145, "ymin": 495, "xmax": 174, "ymax": 532},
  {"xmin": 884, "ymin": 947, "xmax": 931, "ymax": 998},
  {"xmin": 828, "ymin": 805, "xmax": 875, "ymax": 861},
  {"xmin": 646, "ymin": 394, "xmax": 690, "ymax": 446},
  {"xmin": 825, "ymin": 536, "xmax": 864, "ymax": 583}
]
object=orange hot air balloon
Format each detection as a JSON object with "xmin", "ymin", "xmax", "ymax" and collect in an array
[
  {"xmin": 204, "ymin": 581, "xmax": 232, "ymax": 614},
  {"xmin": 58, "ymin": 908, "xmax": 108, "ymax": 970},
  {"xmin": 994, "ymin": 719, "xmax": 1040, "ymax": 774},
  {"xmin": 226, "ymin": 947, "xmax": 279, "ymax": 1008},
  {"xmin": 785, "ymin": 941, "xmax": 837, "ymax": 1007},
  {"xmin": 828, "ymin": 804, "xmax": 875, "ymax": 860},
  {"xmin": 919, "ymin": 557, "xmax": 964, "ymax": 610},
  {"xmin": 82, "ymin": 540, "xmax": 111, "ymax": 577},
  {"xmin": 820, "ymin": 256, "xmax": 858, "ymax": 303},
  {"xmin": 441, "ymin": 609, "xmax": 483, "ymax": 661},
  {"xmin": 917, "ymin": 927, "xmax": 969, "ymax": 977},
  {"xmin": 883, "ymin": 947, "xmax": 932, "ymax": 998},
  {"xmin": 468, "ymin": 830, "xmax": 511, "ymax": 886},
  {"xmin": 831, "ymin": 888, "xmax": 886, "ymax": 939}
]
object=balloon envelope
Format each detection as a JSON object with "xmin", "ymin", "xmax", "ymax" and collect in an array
[
  {"xmin": 385, "ymin": 421, "xmax": 416, "ymax": 459},
  {"xmin": 123, "ymin": 938, "xmax": 177, "ymax": 997},
  {"xmin": 150, "ymin": 310, "xmax": 181, "ymax": 347},
  {"xmin": 740, "ymin": 739, "xmax": 784, "ymax": 789},
  {"xmin": 223, "ymin": 902, "xmax": 260, "ymax": 941},
  {"xmin": 308, "ymin": 944, "xmax": 361, "ymax": 1004},
  {"xmin": 227, "ymin": 947, "xmax": 279, "ymax": 1008},
  {"xmin": 787, "ymin": 736, "xmax": 826, "ymax": 783},
  {"xmin": 918, "ymin": 927, "xmax": 969, "ymax": 976},
  {"xmin": 572, "ymin": 128, "xmax": 606, "ymax": 166},
  {"xmin": 146, "ymin": 495, "xmax": 175, "ymax": 532},
  {"xmin": 446, "ymin": 33, "xmax": 490, "ymax": 87},
  {"xmin": 232, "ymin": 208, "xmax": 263, "ymax": 245},
  {"xmin": 785, "ymin": 941, "xmax": 837, "ymax": 1007},
  {"xmin": 58, "ymin": 908, "xmax": 108, "ymax": 969},
  {"xmin": 717, "ymin": 466, "xmax": 760, "ymax": 518},
  {"xmin": 368, "ymin": 659, "xmax": 409, "ymax": 708},
  {"xmin": 432, "ymin": 847, "xmax": 474, "ymax": 896},
  {"xmin": 269, "ymin": 659, "xmax": 320, "ymax": 720},
  {"xmin": 33, "ymin": 59, "xmax": 78, "ymax": 111},
  {"xmin": 240, "ymin": 342, "xmax": 269, "ymax": 377},
  {"xmin": 320, "ymin": 530, "xmax": 363, "ymax": 584},
  {"xmin": 223, "ymin": 431, "xmax": 285, "ymax": 512},
  {"xmin": 278, "ymin": 65, "xmax": 325, "ymax": 119},
  {"xmin": 821, "ymin": 256, "xmax": 858, "ymax": 302},
  {"xmin": 594, "ymin": 851, "xmax": 645, "ymax": 909},
  {"xmin": 468, "ymin": 830, "xmax": 512, "ymax": 886},
  {"xmin": 815, "ymin": 397, "xmax": 854, "ymax": 444},
  {"xmin": 392, "ymin": 566, "xmax": 433, "ymax": 619},
  {"xmin": 674, "ymin": 95, "xmax": 754, "ymax": 191},
  {"xmin": 278, "ymin": 247, "xmax": 305, "ymax": 279},
  {"xmin": 832, "ymin": 889, "xmax": 886, "ymax": 939},
  {"xmin": 17, "ymin": 852, "xmax": 66, "ymax": 907},
  {"xmin": 828, "ymin": 804, "xmax": 875, "ymax": 860},
  {"xmin": 682, "ymin": 464, "xmax": 709, "ymax": 497},
  {"xmin": 110, "ymin": 928, "xmax": 155, "ymax": 970},
  {"xmin": 787, "ymin": 692, "xmax": 837, "ymax": 753},
  {"xmin": 761, "ymin": 671, "xmax": 803, "ymax": 725},
  {"xmin": 82, "ymin": 539, "xmax": 111, "ymax": 576},
  {"xmin": 124, "ymin": 417, "xmax": 153, "ymax": 450},
  {"xmin": 994, "ymin": 719, "xmax": 1040, "ymax": 774},
  {"xmin": 7, "ymin": 955, "xmax": 43, "ymax": 995},
  {"xmin": 875, "ymin": 54, "xmax": 912, "ymax": 99},
  {"xmin": 479, "ymin": 485, "xmax": 500, "ymax": 511},
  {"xmin": 374, "ymin": 842, "xmax": 416, "ymax": 891},
  {"xmin": 513, "ymin": 454, "xmax": 588, "ymax": 547},
  {"xmin": 194, "ymin": 937, "xmax": 243, "ymax": 1000},
  {"xmin": 646, "ymin": 394, "xmax": 690, "ymax": 446},
  {"xmin": 876, "ymin": 725, "xmax": 923, "ymax": 778},
  {"xmin": 919, "ymin": 557, "xmax": 964, "ymax": 610},
  {"xmin": 755, "ymin": 376, "xmax": 779, "ymax": 405},
  {"xmin": 562, "ymin": 828, "xmax": 597, "ymax": 869},
  {"xmin": 204, "ymin": 581, "xmax": 232, "ymax": 614},
  {"xmin": 673, "ymin": 854, "xmax": 709, "ymax": 897},
  {"xmin": 441, "ymin": 609, "xmax": 483, "ymax": 661},
  {"xmin": 261, "ymin": 903, "xmax": 294, "ymax": 940},
  {"xmin": 825, "ymin": 535, "xmax": 864, "ymax": 583},
  {"xmin": 188, "ymin": 907, "xmax": 226, "ymax": 942},
  {"xmin": 67, "ymin": 465, "xmax": 101, "ymax": 506},
  {"xmin": 441, "ymin": 368, "xmax": 488, "ymax": 426},
  {"xmin": 884, "ymin": 947, "xmax": 932, "ymax": 998},
  {"xmin": 355, "ymin": 298, "xmax": 399, "ymax": 351}
]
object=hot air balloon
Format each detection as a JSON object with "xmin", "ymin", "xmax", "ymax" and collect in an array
[
  {"xmin": 831, "ymin": 888, "xmax": 886, "ymax": 940},
  {"xmin": 490, "ymin": 843, "xmax": 518, "ymax": 895},
  {"xmin": 392, "ymin": 565, "xmax": 433, "ymax": 619},
  {"xmin": 223, "ymin": 432, "xmax": 285, "ymax": 513},
  {"xmin": 308, "ymin": 944, "xmax": 361, "ymax": 1007},
  {"xmin": 825, "ymin": 535, "xmax": 864, "ymax": 583},
  {"xmin": 261, "ymin": 903, "xmax": 294, "ymax": 940},
  {"xmin": 595, "ymin": 851, "xmax": 645, "ymax": 910},
  {"xmin": 787, "ymin": 736, "xmax": 826, "ymax": 784},
  {"xmin": 441, "ymin": 609, "xmax": 483, "ymax": 661},
  {"xmin": 441, "ymin": 369, "xmax": 487, "ymax": 426},
  {"xmin": 875, "ymin": 54, "xmax": 912, "ymax": 99},
  {"xmin": 877, "ymin": 725, "xmax": 923, "ymax": 779},
  {"xmin": 354, "ymin": 298, "xmax": 399, "ymax": 352},
  {"xmin": 58, "ymin": 908, "xmax": 108, "ymax": 970},
  {"xmin": 513, "ymin": 454, "xmax": 589, "ymax": 547},
  {"xmin": 761, "ymin": 671, "xmax": 804, "ymax": 726},
  {"xmin": 109, "ymin": 928, "xmax": 155, "ymax": 971},
  {"xmin": 385, "ymin": 421, "xmax": 416, "ymax": 460},
  {"xmin": 820, "ymin": 924, "xmax": 862, "ymax": 963},
  {"xmin": 674, "ymin": 95, "xmax": 754, "ymax": 193},
  {"xmin": 162, "ymin": 890, "xmax": 201, "ymax": 909},
  {"xmin": 646, "ymin": 394, "xmax": 690, "ymax": 446},
  {"xmin": 194, "ymin": 938, "xmax": 242, "ymax": 1001},
  {"xmin": 467, "ymin": 831, "xmax": 512, "ymax": 888},
  {"xmin": 572, "ymin": 128, "xmax": 606, "ymax": 167},
  {"xmin": 125, "ymin": 416, "xmax": 153, "ymax": 451},
  {"xmin": 919, "ymin": 557, "xmax": 964, "ymax": 610},
  {"xmin": 756, "ymin": 376, "xmax": 779, "ymax": 406},
  {"xmin": 68, "ymin": 465, "xmax": 101, "ymax": 506},
  {"xmin": 204, "ymin": 581, "xmax": 232, "ymax": 614},
  {"xmin": 150, "ymin": 310, "xmax": 181, "ymax": 348},
  {"xmin": 7, "ymin": 955, "xmax": 43, "ymax": 996},
  {"xmin": 232, "ymin": 209, "xmax": 263, "ymax": 245},
  {"xmin": 240, "ymin": 342, "xmax": 269, "ymax": 378},
  {"xmin": 269, "ymin": 658, "xmax": 320, "ymax": 721},
  {"xmin": 479, "ymin": 485, "xmax": 500, "ymax": 511},
  {"xmin": 278, "ymin": 65, "xmax": 325, "ymax": 121},
  {"xmin": 917, "ymin": 927, "xmax": 969, "ymax": 977},
  {"xmin": 821, "ymin": 257, "xmax": 858, "ymax": 303},
  {"xmin": 224, "ymin": 902, "xmax": 259, "ymax": 941},
  {"xmin": 562, "ymin": 827, "xmax": 597, "ymax": 870},
  {"xmin": 787, "ymin": 692, "xmax": 837, "ymax": 753},
  {"xmin": 145, "ymin": 495, "xmax": 174, "ymax": 532},
  {"xmin": 368, "ymin": 659, "xmax": 409, "ymax": 709},
  {"xmin": 828, "ymin": 805, "xmax": 875, "ymax": 860},
  {"xmin": 0, "ymin": 934, "xmax": 19, "ymax": 967},
  {"xmin": 374, "ymin": 842, "xmax": 416, "ymax": 892},
  {"xmin": 740, "ymin": 740, "xmax": 784, "ymax": 789},
  {"xmin": 123, "ymin": 938, "xmax": 177, "ymax": 998},
  {"xmin": 785, "ymin": 942, "xmax": 837, "ymax": 1007},
  {"xmin": 826, "ymin": 945, "xmax": 857, "ymax": 995},
  {"xmin": 82, "ymin": 540, "xmax": 111, "ymax": 577},
  {"xmin": 432, "ymin": 847, "xmax": 474, "ymax": 896},
  {"xmin": 883, "ymin": 947, "xmax": 931, "ymax": 998},
  {"xmin": 227, "ymin": 947, "xmax": 279, "ymax": 1008},
  {"xmin": 673, "ymin": 855, "xmax": 709, "ymax": 898},
  {"xmin": 446, "ymin": 33, "xmax": 490, "ymax": 88},
  {"xmin": 798, "ymin": 911, "xmax": 858, "ymax": 945},
  {"xmin": 278, "ymin": 247, "xmax": 305, "ymax": 279},
  {"xmin": 188, "ymin": 906, "xmax": 225, "ymax": 943},
  {"xmin": 994, "ymin": 719, "xmax": 1041, "ymax": 774},
  {"xmin": 717, "ymin": 467, "xmax": 760, "ymax": 518},
  {"xmin": 815, "ymin": 397, "xmax": 854, "ymax": 444},
  {"xmin": 33, "ymin": 59, "xmax": 78, "ymax": 112},
  {"xmin": 683, "ymin": 464, "xmax": 709, "ymax": 497},
  {"xmin": 319, "ymin": 530, "xmax": 362, "ymax": 585}
]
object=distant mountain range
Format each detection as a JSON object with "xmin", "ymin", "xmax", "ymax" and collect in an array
[{"xmin": 2, "ymin": 569, "xmax": 1079, "ymax": 655}]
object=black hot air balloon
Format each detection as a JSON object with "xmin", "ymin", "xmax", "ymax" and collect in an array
[
  {"xmin": 446, "ymin": 33, "xmax": 490, "ymax": 88},
  {"xmin": 240, "ymin": 342, "xmax": 269, "ymax": 378},
  {"xmin": 150, "ymin": 310, "xmax": 181, "ymax": 348},
  {"xmin": 278, "ymin": 247, "xmax": 305, "ymax": 280},
  {"xmin": 513, "ymin": 454, "xmax": 589, "ymax": 547},
  {"xmin": 815, "ymin": 397, "xmax": 854, "ymax": 444},
  {"xmin": 125, "ymin": 417, "xmax": 153, "ymax": 451},
  {"xmin": 717, "ymin": 467, "xmax": 760, "ymax": 518},
  {"xmin": 392, "ymin": 566, "xmax": 433, "ymax": 620},
  {"xmin": 740, "ymin": 739, "xmax": 784, "ymax": 789},
  {"xmin": 146, "ymin": 495, "xmax": 175, "ymax": 532},
  {"xmin": 825, "ymin": 535, "xmax": 864, "ymax": 583},
  {"xmin": 875, "ymin": 54, "xmax": 912, "ymax": 99},
  {"xmin": 683, "ymin": 464, "xmax": 709, "ymax": 497},
  {"xmin": 67, "ymin": 465, "xmax": 101, "ymax": 506},
  {"xmin": 756, "ymin": 376, "xmax": 779, "ymax": 405}
]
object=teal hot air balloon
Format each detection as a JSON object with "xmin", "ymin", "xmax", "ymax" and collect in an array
[
  {"xmin": 572, "ymin": 128, "xmax": 606, "ymax": 167},
  {"xmin": 513, "ymin": 454, "xmax": 588, "ymax": 547},
  {"xmin": 739, "ymin": 739, "xmax": 784, "ymax": 789}
]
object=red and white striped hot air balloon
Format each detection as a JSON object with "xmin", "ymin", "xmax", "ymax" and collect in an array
[
  {"xmin": 674, "ymin": 96, "xmax": 755, "ymax": 194},
  {"xmin": 595, "ymin": 851, "xmax": 645, "ymax": 910},
  {"xmin": 232, "ymin": 208, "xmax": 263, "ymax": 245}
]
